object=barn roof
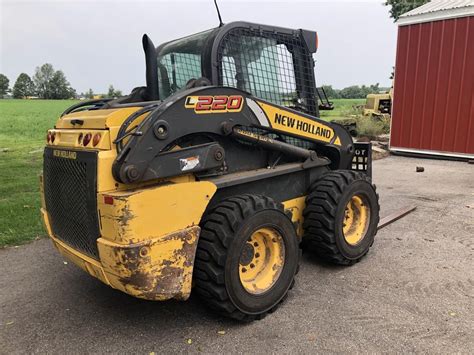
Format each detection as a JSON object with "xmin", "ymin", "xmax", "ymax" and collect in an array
[{"xmin": 397, "ymin": 0, "xmax": 474, "ymax": 26}]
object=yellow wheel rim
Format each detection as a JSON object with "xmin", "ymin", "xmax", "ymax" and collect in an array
[
  {"xmin": 239, "ymin": 227, "xmax": 285, "ymax": 295},
  {"xmin": 342, "ymin": 195, "xmax": 370, "ymax": 246}
]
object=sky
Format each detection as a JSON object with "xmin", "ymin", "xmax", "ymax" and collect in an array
[{"xmin": 0, "ymin": 0, "xmax": 398, "ymax": 94}]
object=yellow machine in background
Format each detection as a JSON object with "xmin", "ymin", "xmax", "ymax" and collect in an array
[{"xmin": 363, "ymin": 88, "xmax": 393, "ymax": 119}]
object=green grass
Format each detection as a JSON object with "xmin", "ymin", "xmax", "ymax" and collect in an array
[
  {"xmin": 0, "ymin": 99, "xmax": 78, "ymax": 247},
  {"xmin": 319, "ymin": 98, "xmax": 365, "ymax": 119}
]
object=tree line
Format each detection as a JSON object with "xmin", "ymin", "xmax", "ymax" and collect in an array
[
  {"xmin": 320, "ymin": 84, "xmax": 390, "ymax": 99},
  {"xmin": 0, "ymin": 65, "xmax": 122, "ymax": 99}
]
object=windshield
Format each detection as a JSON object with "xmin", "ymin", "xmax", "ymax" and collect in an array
[{"xmin": 157, "ymin": 29, "xmax": 214, "ymax": 100}]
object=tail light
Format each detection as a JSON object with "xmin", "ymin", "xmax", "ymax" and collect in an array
[
  {"xmin": 47, "ymin": 132, "xmax": 51, "ymax": 143},
  {"xmin": 83, "ymin": 133, "xmax": 92, "ymax": 146},
  {"xmin": 78, "ymin": 133, "xmax": 83, "ymax": 144},
  {"xmin": 92, "ymin": 133, "xmax": 101, "ymax": 146},
  {"xmin": 51, "ymin": 132, "xmax": 56, "ymax": 143}
]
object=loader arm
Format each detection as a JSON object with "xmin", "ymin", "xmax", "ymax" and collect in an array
[{"xmin": 112, "ymin": 86, "xmax": 354, "ymax": 184}]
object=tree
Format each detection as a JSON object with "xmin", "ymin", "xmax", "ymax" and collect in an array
[
  {"xmin": 107, "ymin": 84, "xmax": 123, "ymax": 98},
  {"xmin": 33, "ymin": 63, "xmax": 55, "ymax": 99},
  {"xmin": 12, "ymin": 73, "xmax": 35, "ymax": 98},
  {"xmin": 339, "ymin": 85, "xmax": 363, "ymax": 99},
  {"xmin": 384, "ymin": 0, "xmax": 430, "ymax": 21},
  {"xmin": 68, "ymin": 87, "xmax": 77, "ymax": 99},
  {"xmin": 86, "ymin": 89, "xmax": 94, "ymax": 99},
  {"xmin": 49, "ymin": 70, "xmax": 74, "ymax": 99},
  {"xmin": 32, "ymin": 64, "xmax": 76, "ymax": 99},
  {"xmin": 0, "ymin": 74, "xmax": 9, "ymax": 98}
]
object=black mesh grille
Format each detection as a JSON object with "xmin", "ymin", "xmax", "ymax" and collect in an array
[
  {"xmin": 217, "ymin": 27, "xmax": 318, "ymax": 116},
  {"xmin": 43, "ymin": 148, "xmax": 100, "ymax": 259}
]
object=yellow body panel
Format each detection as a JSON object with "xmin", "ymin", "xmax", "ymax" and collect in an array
[
  {"xmin": 97, "ymin": 226, "xmax": 201, "ymax": 301},
  {"xmin": 282, "ymin": 196, "xmax": 306, "ymax": 237},
  {"xmin": 97, "ymin": 181, "xmax": 217, "ymax": 244},
  {"xmin": 56, "ymin": 107, "xmax": 141, "ymax": 129}
]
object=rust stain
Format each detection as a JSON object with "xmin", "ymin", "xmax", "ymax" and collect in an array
[
  {"xmin": 112, "ymin": 226, "xmax": 200, "ymax": 301},
  {"xmin": 118, "ymin": 203, "xmax": 134, "ymax": 227}
]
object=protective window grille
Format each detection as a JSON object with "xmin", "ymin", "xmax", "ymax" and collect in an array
[
  {"xmin": 217, "ymin": 28, "xmax": 317, "ymax": 115},
  {"xmin": 158, "ymin": 53, "xmax": 202, "ymax": 98}
]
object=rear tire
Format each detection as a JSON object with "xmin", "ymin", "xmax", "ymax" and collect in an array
[
  {"xmin": 303, "ymin": 170, "xmax": 379, "ymax": 265},
  {"xmin": 194, "ymin": 194, "xmax": 299, "ymax": 321}
]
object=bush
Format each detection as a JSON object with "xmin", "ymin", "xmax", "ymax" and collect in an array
[{"xmin": 355, "ymin": 115, "xmax": 390, "ymax": 138}]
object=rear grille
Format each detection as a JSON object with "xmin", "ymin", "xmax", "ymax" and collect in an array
[{"xmin": 43, "ymin": 148, "xmax": 100, "ymax": 259}]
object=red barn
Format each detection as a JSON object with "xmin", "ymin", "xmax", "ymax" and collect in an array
[{"xmin": 390, "ymin": 1, "xmax": 474, "ymax": 159}]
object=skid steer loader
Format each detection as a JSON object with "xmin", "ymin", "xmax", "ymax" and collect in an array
[{"xmin": 41, "ymin": 21, "xmax": 379, "ymax": 321}]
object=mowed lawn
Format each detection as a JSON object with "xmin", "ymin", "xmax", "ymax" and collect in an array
[
  {"xmin": 319, "ymin": 98, "xmax": 364, "ymax": 119},
  {"xmin": 0, "ymin": 98, "xmax": 363, "ymax": 247},
  {"xmin": 0, "ymin": 99, "xmax": 78, "ymax": 247}
]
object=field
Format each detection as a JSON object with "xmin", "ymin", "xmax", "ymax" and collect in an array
[
  {"xmin": 0, "ymin": 99, "xmax": 79, "ymax": 247},
  {"xmin": 318, "ymin": 98, "xmax": 364, "ymax": 119},
  {"xmin": 0, "ymin": 98, "xmax": 364, "ymax": 247}
]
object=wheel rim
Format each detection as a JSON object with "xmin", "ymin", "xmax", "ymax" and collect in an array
[
  {"xmin": 239, "ymin": 227, "xmax": 285, "ymax": 295},
  {"xmin": 342, "ymin": 194, "xmax": 370, "ymax": 246}
]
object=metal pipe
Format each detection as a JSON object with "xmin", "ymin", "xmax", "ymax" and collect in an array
[{"xmin": 231, "ymin": 127, "xmax": 315, "ymax": 160}]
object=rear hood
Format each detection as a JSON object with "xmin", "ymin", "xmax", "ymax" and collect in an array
[{"xmin": 56, "ymin": 107, "xmax": 143, "ymax": 130}]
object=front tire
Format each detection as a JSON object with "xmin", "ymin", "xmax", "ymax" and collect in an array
[
  {"xmin": 303, "ymin": 170, "xmax": 380, "ymax": 265},
  {"xmin": 194, "ymin": 194, "xmax": 300, "ymax": 321}
]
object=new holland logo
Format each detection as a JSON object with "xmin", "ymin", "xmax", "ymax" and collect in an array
[
  {"xmin": 274, "ymin": 113, "xmax": 332, "ymax": 139},
  {"xmin": 255, "ymin": 101, "xmax": 335, "ymax": 143},
  {"xmin": 53, "ymin": 150, "xmax": 77, "ymax": 160},
  {"xmin": 185, "ymin": 95, "xmax": 243, "ymax": 114}
]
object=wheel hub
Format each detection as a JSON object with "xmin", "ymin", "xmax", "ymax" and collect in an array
[
  {"xmin": 239, "ymin": 243, "xmax": 255, "ymax": 266},
  {"xmin": 342, "ymin": 194, "xmax": 370, "ymax": 246},
  {"xmin": 239, "ymin": 227, "xmax": 285, "ymax": 295}
]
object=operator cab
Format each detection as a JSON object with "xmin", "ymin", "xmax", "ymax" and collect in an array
[
  {"xmin": 63, "ymin": 22, "xmax": 321, "ymax": 118},
  {"xmin": 149, "ymin": 22, "xmax": 320, "ymax": 116}
]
